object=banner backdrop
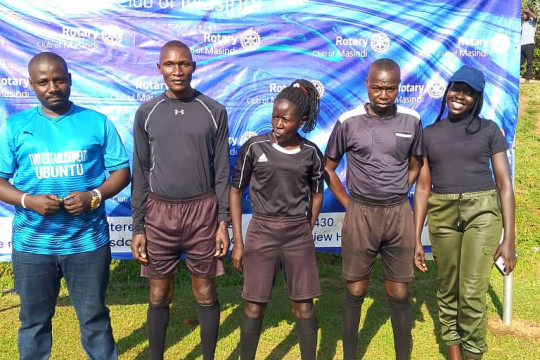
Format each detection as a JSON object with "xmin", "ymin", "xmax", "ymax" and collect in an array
[{"xmin": 0, "ymin": 0, "xmax": 521, "ymax": 260}]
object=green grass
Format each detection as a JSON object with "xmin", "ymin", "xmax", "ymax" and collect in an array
[{"xmin": 1, "ymin": 83, "xmax": 540, "ymax": 359}]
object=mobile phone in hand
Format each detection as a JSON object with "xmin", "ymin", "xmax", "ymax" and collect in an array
[{"xmin": 494, "ymin": 254, "xmax": 517, "ymax": 275}]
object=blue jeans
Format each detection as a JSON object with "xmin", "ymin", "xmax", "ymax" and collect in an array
[{"xmin": 12, "ymin": 245, "xmax": 118, "ymax": 360}]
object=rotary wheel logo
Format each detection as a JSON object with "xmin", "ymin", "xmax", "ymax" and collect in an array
[
  {"xmin": 426, "ymin": 77, "xmax": 446, "ymax": 99},
  {"xmin": 490, "ymin": 33, "xmax": 511, "ymax": 55},
  {"xmin": 310, "ymin": 80, "xmax": 325, "ymax": 98},
  {"xmin": 101, "ymin": 25, "xmax": 123, "ymax": 46},
  {"xmin": 241, "ymin": 29, "xmax": 261, "ymax": 51},
  {"xmin": 240, "ymin": 131, "xmax": 258, "ymax": 145},
  {"xmin": 370, "ymin": 32, "xmax": 390, "ymax": 54}
]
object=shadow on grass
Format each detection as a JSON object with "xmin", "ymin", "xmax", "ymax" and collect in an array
[
  {"xmin": 103, "ymin": 255, "xmax": 449, "ymax": 359},
  {"xmin": 316, "ymin": 280, "xmax": 343, "ymax": 359},
  {"xmin": 111, "ymin": 258, "xmax": 245, "ymax": 359},
  {"xmin": 104, "ymin": 253, "xmax": 356, "ymax": 359},
  {"xmin": 116, "ymin": 323, "xmax": 148, "ymax": 359},
  {"xmin": 410, "ymin": 265, "xmax": 446, "ymax": 358},
  {"xmin": 339, "ymin": 261, "xmax": 395, "ymax": 359},
  {"xmin": 180, "ymin": 298, "xmax": 244, "ymax": 360},
  {"xmin": 0, "ymin": 304, "xmax": 19, "ymax": 313},
  {"xmin": 320, "ymin": 257, "xmax": 445, "ymax": 360},
  {"xmin": 357, "ymin": 282, "xmax": 391, "ymax": 359},
  {"xmin": 487, "ymin": 284, "xmax": 504, "ymax": 319},
  {"xmin": 49, "ymin": 254, "xmax": 454, "ymax": 359},
  {"xmin": 318, "ymin": 253, "xmax": 413, "ymax": 359},
  {"xmin": 315, "ymin": 252, "xmax": 343, "ymax": 359},
  {"xmin": 243, "ymin": 266, "xmax": 303, "ymax": 360}
]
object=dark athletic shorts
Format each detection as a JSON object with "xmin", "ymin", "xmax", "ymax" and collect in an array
[
  {"xmin": 141, "ymin": 191, "xmax": 225, "ymax": 279},
  {"xmin": 341, "ymin": 194, "xmax": 415, "ymax": 283},
  {"xmin": 242, "ymin": 214, "xmax": 322, "ymax": 303}
]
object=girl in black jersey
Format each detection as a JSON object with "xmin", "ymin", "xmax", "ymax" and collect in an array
[
  {"xmin": 229, "ymin": 79, "xmax": 324, "ymax": 360},
  {"xmin": 413, "ymin": 65, "xmax": 516, "ymax": 360}
]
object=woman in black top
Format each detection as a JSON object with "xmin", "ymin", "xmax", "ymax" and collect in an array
[
  {"xmin": 413, "ymin": 65, "xmax": 516, "ymax": 360},
  {"xmin": 229, "ymin": 79, "xmax": 324, "ymax": 360}
]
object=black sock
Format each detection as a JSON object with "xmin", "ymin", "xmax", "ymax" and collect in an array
[
  {"xmin": 296, "ymin": 316, "xmax": 318, "ymax": 360},
  {"xmin": 341, "ymin": 289, "xmax": 365, "ymax": 360},
  {"xmin": 240, "ymin": 314, "xmax": 263, "ymax": 360},
  {"xmin": 388, "ymin": 295, "xmax": 412, "ymax": 360},
  {"xmin": 198, "ymin": 299, "xmax": 220, "ymax": 360},
  {"xmin": 147, "ymin": 301, "xmax": 170, "ymax": 360}
]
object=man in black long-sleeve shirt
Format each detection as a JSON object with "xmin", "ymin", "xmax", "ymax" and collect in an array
[{"xmin": 131, "ymin": 40, "xmax": 230, "ymax": 360}]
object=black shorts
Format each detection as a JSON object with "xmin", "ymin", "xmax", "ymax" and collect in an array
[
  {"xmin": 242, "ymin": 214, "xmax": 322, "ymax": 303},
  {"xmin": 141, "ymin": 191, "xmax": 225, "ymax": 279},
  {"xmin": 341, "ymin": 195, "xmax": 415, "ymax": 283}
]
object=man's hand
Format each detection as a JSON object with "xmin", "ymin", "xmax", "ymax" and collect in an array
[
  {"xmin": 26, "ymin": 194, "xmax": 61, "ymax": 216},
  {"xmin": 414, "ymin": 240, "xmax": 428, "ymax": 272},
  {"xmin": 214, "ymin": 221, "xmax": 230, "ymax": 258},
  {"xmin": 231, "ymin": 240, "xmax": 244, "ymax": 271},
  {"xmin": 131, "ymin": 233, "xmax": 149, "ymax": 265},
  {"xmin": 63, "ymin": 191, "xmax": 93, "ymax": 215}
]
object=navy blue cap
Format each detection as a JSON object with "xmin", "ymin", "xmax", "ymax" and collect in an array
[{"xmin": 449, "ymin": 65, "xmax": 485, "ymax": 92}]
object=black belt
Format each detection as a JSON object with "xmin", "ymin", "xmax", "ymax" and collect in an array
[{"xmin": 350, "ymin": 192, "xmax": 408, "ymax": 207}]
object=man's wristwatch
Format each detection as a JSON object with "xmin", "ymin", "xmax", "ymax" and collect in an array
[{"xmin": 89, "ymin": 189, "xmax": 102, "ymax": 210}]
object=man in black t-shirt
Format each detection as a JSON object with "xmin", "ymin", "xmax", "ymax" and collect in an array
[
  {"xmin": 131, "ymin": 41, "xmax": 230, "ymax": 360},
  {"xmin": 325, "ymin": 59, "xmax": 423, "ymax": 360}
]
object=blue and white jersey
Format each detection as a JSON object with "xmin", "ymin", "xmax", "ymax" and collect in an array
[{"xmin": 0, "ymin": 103, "xmax": 129, "ymax": 255}]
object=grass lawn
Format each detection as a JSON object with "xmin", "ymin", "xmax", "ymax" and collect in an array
[{"xmin": 1, "ymin": 83, "xmax": 539, "ymax": 359}]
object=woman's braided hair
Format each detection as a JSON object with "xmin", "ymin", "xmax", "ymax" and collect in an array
[
  {"xmin": 434, "ymin": 82, "xmax": 484, "ymax": 135},
  {"xmin": 275, "ymin": 79, "xmax": 320, "ymax": 133}
]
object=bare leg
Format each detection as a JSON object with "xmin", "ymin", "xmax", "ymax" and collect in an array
[{"xmin": 448, "ymin": 345, "xmax": 463, "ymax": 360}]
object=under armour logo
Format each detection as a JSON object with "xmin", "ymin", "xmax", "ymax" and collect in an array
[
  {"xmin": 258, "ymin": 153, "xmax": 268, "ymax": 162},
  {"xmin": 174, "ymin": 109, "xmax": 185, "ymax": 115}
]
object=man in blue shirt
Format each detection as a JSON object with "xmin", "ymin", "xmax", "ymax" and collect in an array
[{"xmin": 0, "ymin": 52, "xmax": 130, "ymax": 360}]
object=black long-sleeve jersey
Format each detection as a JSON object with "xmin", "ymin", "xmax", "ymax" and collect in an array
[{"xmin": 131, "ymin": 91, "xmax": 230, "ymax": 234}]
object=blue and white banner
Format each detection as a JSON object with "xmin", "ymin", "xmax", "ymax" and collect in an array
[{"xmin": 0, "ymin": 0, "xmax": 521, "ymax": 260}]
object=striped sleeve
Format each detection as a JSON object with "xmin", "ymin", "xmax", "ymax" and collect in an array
[
  {"xmin": 232, "ymin": 140, "xmax": 254, "ymax": 189},
  {"xmin": 306, "ymin": 143, "xmax": 324, "ymax": 193}
]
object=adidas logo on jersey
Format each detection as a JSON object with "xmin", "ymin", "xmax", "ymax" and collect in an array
[
  {"xmin": 258, "ymin": 153, "xmax": 268, "ymax": 162},
  {"xmin": 174, "ymin": 109, "xmax": 184, "ymax": 115}
]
